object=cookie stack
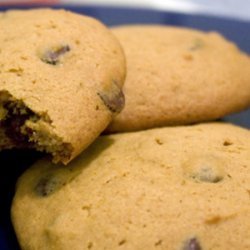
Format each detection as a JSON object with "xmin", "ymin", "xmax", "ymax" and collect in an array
[{"xmin": 2, "ymin": 8, "xmax": 249, "ymax": 250}]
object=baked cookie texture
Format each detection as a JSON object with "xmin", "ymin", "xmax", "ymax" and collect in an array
[
  {"xmin": 0, "ymin": 8, "xmax": 126, "ymax": 164},
  {"xmin": 107, "ymin": 25, "xmax": 250, "ymax": 132},
  {"xmin": 12, "ymin": 123, "xmax": 250, "ymax": 250}
]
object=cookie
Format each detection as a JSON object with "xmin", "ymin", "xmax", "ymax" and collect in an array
[
  {"xmin": 0, "ymin": 8, "xmax": 126, "ymax": 164},
  {"xmin": 12, "ymin": 123, "xmax": 250, "ymax": 249},
  {"xmin": 107, "ymin": 25, "xmax": 250, "ymax": 132}
]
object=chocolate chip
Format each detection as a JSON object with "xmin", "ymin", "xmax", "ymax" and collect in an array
[
  {"xmin": 97, "ymin": 81, "xmax": 125, "ymax": 113},
  {"xmin": 195, "ymin": 166, "xmax": 223, "ymax": 183},
  {"xmin": 34, "ymin": 175, "xmax": 61, "ymax": 197},
  {"xmin": 34, "ymin": 176, "xmax": 51, "ymax": 196},
  {"xmin": 5, "ymin": 115, "xmax": 28, "ymax": 143},
  {"xmin": 2, "ymin": 101, "xmax": 37, "ymax": 144},
  {"xmin": 42, "ymin": 45, "xmax": 70, "ymax": 65},
  {"xmin": 183, "ymin": 238, "xmax": 202, "ymax": 250},
  {"xmin": 34, "ymin": 169, "xmax": 77, "ymax": 197},
  {"xmin": 183, "ymin": 155, "xmax": 225, "ymax": 183},
  {"xmin": 3, "ymin": 102, "xmax": 30, "ymax": 144}
]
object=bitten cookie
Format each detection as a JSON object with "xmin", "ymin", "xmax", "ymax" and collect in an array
[
  {"xmin": 0, "ymin": 8, "xmax": 125, "ymax": 164},
  {"xmin": 12, "ymin": 123, "xmax": 250, "ymax": 250},
  {"xmin": 107, "ymin": 25, "xmax": 250, "ymax": 132}
]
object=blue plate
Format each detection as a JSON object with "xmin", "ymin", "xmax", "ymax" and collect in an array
[{"xmin": 0, "ymin": 5, "xmax": 249, "ymax": 250}]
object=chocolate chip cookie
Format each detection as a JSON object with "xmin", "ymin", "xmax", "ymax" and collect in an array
[
  {"xmin": 12, "ymin": 123, "xmax": 250, "ymax": 249},
  {"xmin": 107, "ymin": 25, "xmax": 250, "ymax": 132},
  {"xmin": 0, "ymin": 8, "xmax": 125, "ymax": 164}
]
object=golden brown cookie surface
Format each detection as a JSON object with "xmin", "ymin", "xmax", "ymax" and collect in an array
[
  {"xmin": 0, "ymin": 8, "xmax": 125, "ymax": 163},
  {"xmin": 12, "ymin": 123, "xmax": 250, "ymax": 250},
  {"xmin": 107, "ymin": 25, "xmax": 250, "ymax": 132}
]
